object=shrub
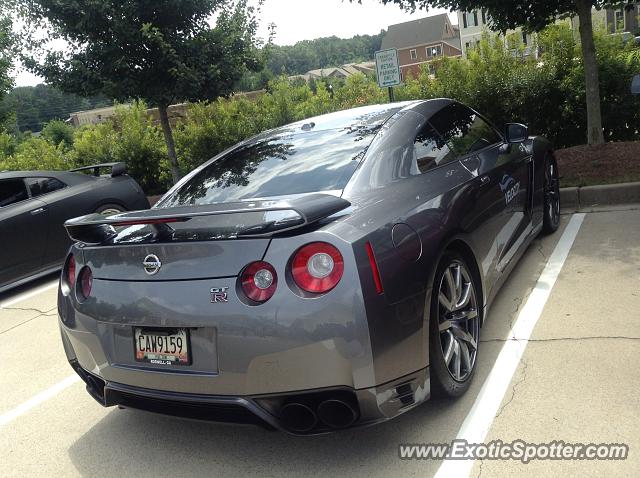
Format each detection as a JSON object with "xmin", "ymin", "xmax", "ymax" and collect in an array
[
  {"xmin": 41, "ymin": 119, "xmax": 75, "ymax": 149},
  {"xmin": 72, "ymin": 102, "xmax": 170, "ymax": 194},
  {"xmin": 0, "ymin": 134, "xmax": 70, "ymax": 171}
]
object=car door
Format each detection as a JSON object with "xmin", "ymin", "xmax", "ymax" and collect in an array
[
  {"xmin": 0, "ymin": 178, "xmax": 50, "ymax": 287},
  {"xmin": 429, "ymin": 103, "xmax": 530, "ymax": 298},
  {"xmin": 24, "ymin": 176, "xmax": 76, "ymax": 267}
]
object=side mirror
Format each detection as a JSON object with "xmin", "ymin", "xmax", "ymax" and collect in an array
[{"xmin": 505, "ymin": 123, "xmax": 528, "ymax": 143}]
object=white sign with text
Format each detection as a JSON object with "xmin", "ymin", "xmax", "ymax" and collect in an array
[{"xmin": 375, "ymin": 48, "xmax": 401, "ymax": 88}]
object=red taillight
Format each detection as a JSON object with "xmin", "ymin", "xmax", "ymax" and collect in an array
[
  {"xmin": 365, "ymin": 242, "xmax": 383, "ymax": 294},
  {"xmin": 291, "ymin": 242, "xmax": 344, "ymax": 293},
  {"xmin": 66, "ymin": 255, "xmax": 76, "ymax": 288},
  {"xmin": 77, "ymin": 266, "xmax": 93, "ymax": 301},
  {"xmin": 240, "ymin": 261, "xmax": 277, "ymax": 303}
]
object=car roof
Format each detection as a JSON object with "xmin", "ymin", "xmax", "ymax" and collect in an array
[
  {"xmin": 0, "ymin": 170, "xmax": 89, "ymax": 182},
  {"xmin": 246, "ymin": 99, "xmax": 455, "ymax": 146}
]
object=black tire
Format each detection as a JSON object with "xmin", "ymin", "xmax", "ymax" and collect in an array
[
  {"xmin": 94, "ymin": 203, "xmax": 126, "ymax": 216},
  {"xmin": 541, "ymin": 155, "xmax": 560, "ymax": 235},
  {"xmin": 429, "ymin": 251, "xmax": 481, "ymax": 398}
]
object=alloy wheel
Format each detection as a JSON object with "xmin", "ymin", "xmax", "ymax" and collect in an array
[{"xmin": 437, "ymin": 261, "xmax": 479, "ymax": 382}]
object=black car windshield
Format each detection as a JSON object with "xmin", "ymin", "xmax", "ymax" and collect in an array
[{"xmin": 161, "ymin": 126, "xmax": 379, "ymax": 207}]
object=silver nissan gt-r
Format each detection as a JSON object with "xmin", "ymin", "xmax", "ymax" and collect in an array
[{"xmin": 58, "ymin": 99, "xmax": 560, "ymax": 434}]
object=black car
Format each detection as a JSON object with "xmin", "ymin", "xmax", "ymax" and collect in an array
[
  {"xmin": 0, "ymin": 163, "xmax": 149, "ymax": 292},
  {"xmin": 58, "ymin": 100, "xmax": 561, "ymax": 434}
]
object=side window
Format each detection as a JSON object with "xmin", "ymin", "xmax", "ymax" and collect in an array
[
  {"xmin": 0, "ymin": 179, "xmax": 29, "ymax": 207},
  {"xmin": 26, "ymin": 177, "xmax": 66, "ymax": 198},
  {"xmin": 430, "ymin": 103, "xmax": 502, "ymax": 157},
  {"xmin": 413, "ymin": 123, "xmax": 456, "ymax": 173}
]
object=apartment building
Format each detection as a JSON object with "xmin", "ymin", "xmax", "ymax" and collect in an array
[{"xmin": 381, "ymin": 13, "xmax": 462, "ymax": 79}]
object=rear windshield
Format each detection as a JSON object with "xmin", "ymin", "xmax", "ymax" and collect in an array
[{"xmin": 161, "ymin": 126, "xmax": 379, "ymax": 207}]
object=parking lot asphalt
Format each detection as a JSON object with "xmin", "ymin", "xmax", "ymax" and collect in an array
[{"xmin": 1, "ymin": 207, "xmax": 638, "ymax": 477}]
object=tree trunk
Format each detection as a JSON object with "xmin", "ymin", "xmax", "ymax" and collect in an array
[
  {"xmin": 158, "ymin": 104, "xmax": 181, "ymax": 184},
  {"xmin": 576, "ymin": 0, "xmax": 605, "ymax": 145}
]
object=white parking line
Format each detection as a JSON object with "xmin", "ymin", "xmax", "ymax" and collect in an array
[
  {"xmin": 0, "ymin": 375, "xmax": 80, "ymax": 427},
  {"xmin": 435, "ymin": 213, "xmax": 586, "ymax": 478},
  {"xmin": 0, "ymin": 281, "xmax": 58, "ymax": 309}
]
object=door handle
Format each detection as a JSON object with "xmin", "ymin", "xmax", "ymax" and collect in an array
[
  {"xmin": 525, "ymin": 156, "xmax": 533, "ymax": 163},
  {"xmin": 30, "ymin": 207, "xmax": 46, "ymax": 215},
  {"xmin": 479, "ymin": 176, "xmax": 491, "ymax": 186}
]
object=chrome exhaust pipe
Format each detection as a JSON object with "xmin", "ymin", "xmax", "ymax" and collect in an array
[
  {"xmin": 280, "ymin": 402, "xmax": 318, "ymax": 433},
  {"xmin": 317, "ymin": 399, "xmax": 358, "ymax": 429}
]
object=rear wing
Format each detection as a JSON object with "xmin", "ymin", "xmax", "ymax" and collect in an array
[
  {"xmin": 64, "ymin": 193, "xmax": 351, "ymax": 245},
  {"xmin": 70, "ymin": 162, "xmax": 126, "ymax": 177}
]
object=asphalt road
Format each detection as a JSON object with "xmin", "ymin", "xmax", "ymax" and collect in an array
[{"xmin": 1, "ymin": 207, "xmax": 638, "ymax": 477}]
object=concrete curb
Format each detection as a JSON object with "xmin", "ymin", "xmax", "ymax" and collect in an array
[{"xmin": 560, "ymin": 181, "xmax": 640, "ymax": 212}]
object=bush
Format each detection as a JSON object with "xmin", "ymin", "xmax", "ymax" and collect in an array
[
  {"xmin": 41, "ymin": 119, "xmax": 75, "ymax": 149},
  {"xmin": 72, "ymin": 102, "xmax": 170, "ymax": 194},
  {"xmin": 0, "ymin": 135, "xmax": 70, "ymax": 171}
]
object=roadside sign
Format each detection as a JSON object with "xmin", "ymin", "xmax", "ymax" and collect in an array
[{"xmin": 375, "ymin": 48, "xmax": 401, "ymax": 88}]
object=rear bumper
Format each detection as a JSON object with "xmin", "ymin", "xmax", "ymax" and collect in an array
[{"xmin": 66, "ymin": 355, "xmax": 429, "ymax": 435}]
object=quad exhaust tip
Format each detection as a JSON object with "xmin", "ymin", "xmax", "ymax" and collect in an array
[
  {"xmin": 280, "ymin": 402, "xmax": 318, "ymax": 433},
  {"xmin": 317, "ymin": 399, "xmax": 358, "ymax": 429}
]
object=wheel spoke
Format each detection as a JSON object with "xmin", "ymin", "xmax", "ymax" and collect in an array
[
  {"xmin": 455, "ymin": 282, "xmax": 471, "ymax": 310},
  {"xmin": 444, "ymin": 268, "xmax": 456, "ymax": 305},
  {"xmin": 439, "ymin": 291, "xmax": 453, "ymax": 311},
  {"xmin": 453, "ymin": 264, "xmax": 462, "ymax": 303},
  {"xmin": 443, "ymin": 331, "xmax": 454, "ymax": 365},
  {"xmin": 439, "ymin": 319, "xmax": 452, "ymax": 332},
  {"xmin": 453, "ymin": 340, "xmax": 461, "ymax": 380},
  {"xmin": 460, "ymin": 341, "xmax": 472, "ymax": 372},
  {"xmin": 451, "ymin": 326, "xmax": 477, "ymax": 351}
]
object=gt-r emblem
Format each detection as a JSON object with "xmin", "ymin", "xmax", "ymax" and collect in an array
[
  {"xmin": 211, "ymin": 287, "xmax": 229, "ymax": 303},
  {"xmin": 142, "ymin": 254, "xmax": 162, "ymax": 275}
]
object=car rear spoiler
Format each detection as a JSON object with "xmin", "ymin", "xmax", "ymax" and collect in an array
[
  {"xmin": 69, "ymin": 162, "xmax": 126, "ymax": 177},
  {"xmin": 64, "ymin": 193, "xmax": 351, "ymax": 245}
]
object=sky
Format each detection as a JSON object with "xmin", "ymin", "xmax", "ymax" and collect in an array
[{"xmin": 13, "ymin": 0, "xmax": 457, "ymax": 87}]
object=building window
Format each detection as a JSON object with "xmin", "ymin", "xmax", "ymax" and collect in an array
[
  {"xmin": 410, "ymin": 48, "xmax": 417, "ymax": 60},
  {"xmin": 522, "ymin": 32, "xmax": 528, "ymax": 46},
  {"xmin": 615, "ymin": 9, "xmax": 624, "ymax": 31},
  {"xmin": 426, "ymin": 45, "xmax": 442, "ymax": 58},
  {"xmin": 428, "ymin": 64, "xmax": 436, "ymax": 75},
  {"xmin": 464, "ymin": 11, "xmax": 478, "ymax": 28},
  {"xmin": 481, "ymin": 10, "xmax": 486, "ymax": 25}
]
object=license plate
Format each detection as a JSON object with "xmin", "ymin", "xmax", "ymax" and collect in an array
[{"xmin": 134, "ymin": 328, "xmax": 191, "ymax": 365}]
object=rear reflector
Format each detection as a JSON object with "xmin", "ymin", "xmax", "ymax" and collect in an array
[
  {"xmin": 66, "ymin": 254, "xmax": 76, "ymax": 288},
  {"xmin": 365, "ymin": 242, "xmax": 383, "ymax": 294}
]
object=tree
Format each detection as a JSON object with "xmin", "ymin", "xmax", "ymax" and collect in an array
[
  {"xmin": 21, "ymin": 0, "xmax": 263, "ymax": 183},
  {"xmin": 0, "ymin": 14, "xmax": 14, "ymax": 129},
  {"xmin": 366, "ymin": 0, "xmax": 631, "ymax": 145}
]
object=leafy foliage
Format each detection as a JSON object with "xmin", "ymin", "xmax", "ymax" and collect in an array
[
  {"xmin": 41, "ymin": 119, "xmax": 75, "ymax": 149},
  {"xmin": 21, "ymin": 0, "xmax": 264, "ymax": 183},
  {"xmin": 0, "ymin": 15, "xmax": 14, "ymax": 129}
]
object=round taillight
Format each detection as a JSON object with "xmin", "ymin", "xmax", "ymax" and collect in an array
[
  {"xmin": 240, "ymin": 261, "xmax": 278, "ymax": 303},
  {"xmin": 291, "ymin": 242, "xmax": 344, "ymax": 293},
  {"xmin": 77, "ymin": 266, "xmax": 93, "ymax": 301},
  {"xmin": 66, "ymin": 254, "xmax": 76, "ymax": 288}
]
